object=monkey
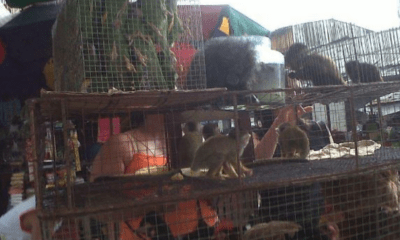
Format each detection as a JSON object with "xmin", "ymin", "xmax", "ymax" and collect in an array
[
  {"xmin": 285, "ymin": 43, "xmax": 347, "ymax": 86},
  {"xmin": 202, "ymin": 123, "xmax": 220, "ymax": 140},
  {"xmin": 177, "ymin": 121, "xmax": 203, "ymax": 169},
  {"xmin": 345, "ymin": 60, "xmax": 384, "ymax": 83},
  {"xmin": 276, "ymin": 122, "xmax": 310, "ymax": 159},
  {"xmin": 191, "ymin": 129, "xmax": 253, "ymax": 180}
]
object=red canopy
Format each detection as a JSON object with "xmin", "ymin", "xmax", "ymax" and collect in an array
[{"xmin": 171, "ymin": 42, "xmax": 198, "ymax": 88}]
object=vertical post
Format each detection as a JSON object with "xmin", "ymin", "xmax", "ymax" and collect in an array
[
  {"xmin": 325, "ymin": 104, "xmax": 332, "ymax": 131},
  {"xmin": 165, "ymin": 112, "xmax": 181, "ymax": 170},
  {"xmin": 50, "ymin": 119, "xmax": 59, "ymax": 208},
  {"xmin": 29, "ymin": 100, "xmax": 43, "ymax": 211},
  {"xmin": 350, "ymin": 23, "xmax": 358, "ymax": 63},
  {"xmin": 232, "ymin": 93, "xmax": 245, "ymax": 239},
  {"xmin": 233, "ymin": 94, "xmax": 241, "ymax": 182},
  {"xmin": 345, "ymin": 100, "xmax": 353, "ymax": 132},
  {"xmin": 369, "ymin": 101, "xmax": 374, "ymax": 114},
  {"xmin": 61, "ymin": 100, "xmax": 73, "ymax": 209},
  {"xmin": 377, "ymin": 98, "xmax": 385, "ymax": 146},
  {"xmin": 378, "ymin": 41, "xmax": 384, "ymax": 77},
  {"xmin": 372, "ymin": 169, "xmax": 381, "ymax": 240},
  {"xmin": 82, "ymin": 108, "xmax": 87, "ymax": 168},
  {"xmin": 349, "ymin": 89, "xmax": 359, "ymax": 169},
  {"xmin": 239, "ymin": 111, "xmax": 255, "ymax": 164},
  {"xmin": 83, "ymin": 217, "xmax": 92, "ymax": 240}
]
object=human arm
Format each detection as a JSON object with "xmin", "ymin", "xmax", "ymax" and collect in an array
[
  {"xmin": 89, "ymin": 131, "xmax": 135, "ymax": 182},
  {"xmin": 254, "ymin": 105, "xmax": 312, "ymax": 160},
  {"xmin": 20, "ymin": 209, "xmax": 41, "ymax": 240}
]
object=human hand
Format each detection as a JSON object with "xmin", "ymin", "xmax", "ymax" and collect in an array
[{"xmin": 276, "ymin": 105, "xmax": 313, "ymax": 125}]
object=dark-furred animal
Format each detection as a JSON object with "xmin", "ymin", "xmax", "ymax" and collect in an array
[
  {"xmin": 202, "ymin": 123, "xmax": 220, "ymax": 140},
  {"xmin": 345, "ymin": 60, "xmax": 384, "ymax": 83},
  {"xmin": 185, "ymin": 37, "xmax": 257, "ymax": 91},
  {"xmin": 276, "ymin": 122, "xmax": 310, "ymax": 159},
  {"xmin": 285, "ymin": 43, "xmax": 346, "ymax": 86},
  {"xmin": 191, "ymin": 129, "xmax": 253, "ymax": 179}
]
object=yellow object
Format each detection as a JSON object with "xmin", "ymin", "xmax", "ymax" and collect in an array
[
  {"xmin": 43, "ymin": 58, "xmax": 55, "ymax": 90},
  {"xmin": 80, "ymin": 79, "xmax": 92, "ymax": 93},
  {"xmin": 134, "ymin": 165, "xmax": 169, "ymax": 175},
  {"xmin": 171, "ymin": 173, "xmax": 184, "ymax": 181},
  {"xmin": 71, "ymin": 130, "xmax": 81, "ymax": 172},
  {"xmin": 219, "ymin": 17, "xmax": 230, "ymax": 35}
]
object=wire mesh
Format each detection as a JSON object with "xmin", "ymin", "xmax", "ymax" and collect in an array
[
  {"xmin": 272, "ymin": 20, "xmax": 400, "ymax": 89},
  {"xmin": 37, "ymin": 168, "xmax": 400, "ymax": 240},
  {"xmin": 29, "ymin": 85, "xmax": 400, "ymax": 239},
  {"xmin": 52, "ymin": 0, "xmax": 206, "ymax": 93},
  {"xmin": 32, "ymin": 16, "xmax": 400, "ymax": 240}
]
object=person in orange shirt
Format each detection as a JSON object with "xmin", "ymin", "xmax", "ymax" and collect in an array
[{"xmin": 91, "ymin": 112, "xmax": 218, "ymax": 239}]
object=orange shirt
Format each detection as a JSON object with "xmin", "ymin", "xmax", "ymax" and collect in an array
[
  {"xmin": 120, "ymin": 153, "xmax": 166, "ymax": 240},
  {"xmin": 119, "ymin": 154, "xmax": 218, "ymax": 239}
]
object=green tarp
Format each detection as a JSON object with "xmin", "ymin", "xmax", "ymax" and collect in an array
[{"xmin": 212, "ymin": 6, "xmax": 270, "ymax": 38}]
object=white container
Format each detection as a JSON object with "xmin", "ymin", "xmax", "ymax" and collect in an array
[{"xmin": 249, "ymin": 36, "xmax": 285, "ymax": 106}]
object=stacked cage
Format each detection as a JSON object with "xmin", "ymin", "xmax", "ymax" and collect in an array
[
  {"xmin": 31, "ymin": 8, "xmax": 400, "ymax": 240},
  {"xmin": 52, "ymin": 0, "xmax": 206, "ymax": 92},
  {"xmin": 30, "ymin": 88, "xmax": 400, "ymax": 240}
]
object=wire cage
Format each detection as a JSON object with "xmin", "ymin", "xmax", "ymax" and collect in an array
[
  {"xmin": 271, "ymin": 19, "xmax": 400, "ymax": 86},
  {"xmin": 28, "ymin": 82, "xmax": 400, "ymax": 240},
  {"xmin": 29, "ymin": 17, "xmax": 400, "ymax": 240},
  {"xmin": 52, "ymin": 0, "xmax": 206, "ymax": 93}
]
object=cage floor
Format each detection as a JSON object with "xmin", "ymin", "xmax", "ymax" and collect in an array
[
  {"xmin": 36, "ymin": 81, "xmax": 400, "ymax": 120},
  {"xmin": 40, "ymin": 147, "xmax": 400, "ymax": 218},
  {"xmin": 36, "ymin": 88, "xmax": 228, "ymax": 119},
  {"xmin": 288, "ymin": 80, "xmax": 400, "ymax": 105}
]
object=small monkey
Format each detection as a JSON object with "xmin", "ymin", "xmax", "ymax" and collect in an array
[
  {"xmin": 177, "ymin": 122, "xmax": 203, "ymax": 169},
  {"xmin": 276, "ymin": 122, "xmax": 310, "ymax": 159},
  {"xmin": 191, "ymin": 129, "xmax": 253, "ymax": 180},
  {"xmin": 345, "ymin": 60, "xmax": 384, "ymax": 83},
  {"xmin": 202, "ymin": 123, "xmax": 220, "ymax": 140},
  {"xmin": 285, "ymin": 43, "xmax": 346, "ymax": 86}
]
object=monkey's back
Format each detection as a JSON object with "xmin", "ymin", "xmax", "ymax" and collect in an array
[
  {"xmin": 301, "ymin": 54, "xmax": 345, "ymax": 86},
  {"xmin": 345, "ymin": 61, "xmax": 383, "ymax": 83},
  {"xmin": 191, "ymin": 135, "xmax": 235, "ymax": 171},
  {"xmin": 178, "ymin": 132, "xmax": 203, "ymax": 169}
]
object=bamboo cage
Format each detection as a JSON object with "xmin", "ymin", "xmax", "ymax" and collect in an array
[
  {"xmin": 52, "ymin": 0, "xmax": 206, "ymax": 93},
  {"xmin": 29, "ymin": 80, "xmax": 400, "ymax": 239},
  {"xmin": 28, "ymin": 13, "xmax": 400, "ymax": 240}
]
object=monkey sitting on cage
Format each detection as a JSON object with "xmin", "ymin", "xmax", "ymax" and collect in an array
[
  {"xmin": 276, "ymin": 121, "xmax": 310, "ymax": 159},
  {"xmin": 345, "ymin": 60, "xmax": 384, "ymax": 83},
  {"xmin": 285, "ymin": 43, "xmax": 347, "ymax": 87},
  {"xmin": 177, "ymin": 121, "xmax": 203, "ymax": 169},
  {"xmin": 253, "ymin": 107, "xmax": 332, "ymax": 159},
  {"xmin": 191, "ymin": 128, "xmax": 253, "ymax": 180}
]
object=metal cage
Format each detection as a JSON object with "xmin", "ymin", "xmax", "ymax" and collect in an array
[
  {"xmin": 28, "ymin": 18, "xmax": 400, "ymax": 240},
  {"xmin": 52, "ymin": 0, "xmax": 206, "ymax": 93}
]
